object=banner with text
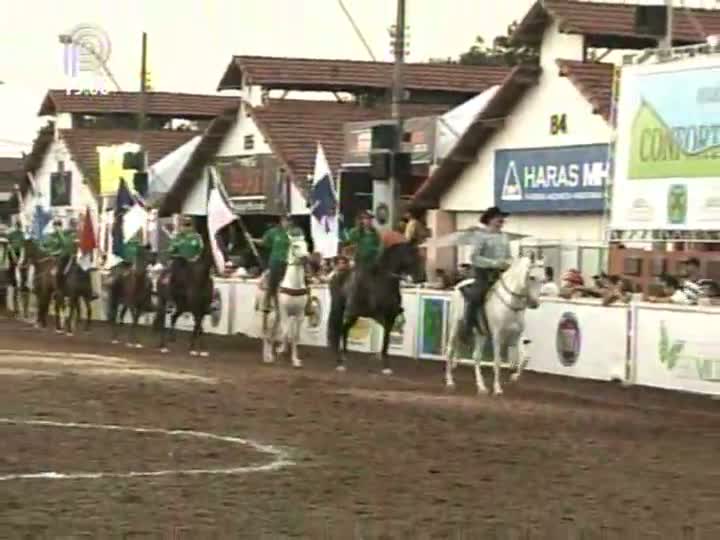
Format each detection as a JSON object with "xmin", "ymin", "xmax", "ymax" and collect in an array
[
  {"xmin": 494, "ymin": 144, "xmax": 609, "ymax": 213},
  {"xmin": 612, "ymin": 59, "xmax": 720, "ymax": 232}
]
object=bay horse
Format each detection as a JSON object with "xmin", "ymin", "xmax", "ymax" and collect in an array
[
  {"xmin": 328, "ymin": 241, "xmax": 424, "ymax": 375},
  {"xmin": 61, "ymin": 257, "xmax": 95, "ymax": 336},
  {"xmin": 153, "ymin": 249, "xmax": 214, "ymax": 355},
  {"xmin": 444, "ymin": 254, "xmax": 544, "ymax": 396},
  {"xmin": 22, "ymin": 239, "xmax": 62, "ymax": 331},
  {"xmin": 258, "ymin": 234, "xmax": 309, "ymax": 367},
  {"xmin": 7, "ymin": 247, "xmax": 30, "ymax": 320},
  {"xmin": 109, "ymin": 245, "xmax": 152, "ymax": 348}
]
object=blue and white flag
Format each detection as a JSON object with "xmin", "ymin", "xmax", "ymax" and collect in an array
[
  {"xmin": 310, "ymin": 143, "xmax": 339, "ymax": 258},
  {"xmin": 30, "ymin": 205, "xmax": 52, "ymax": 240}
]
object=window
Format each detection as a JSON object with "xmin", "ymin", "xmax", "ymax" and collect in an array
[{"xmin": 244, "ymin": 135, "xmax": 255, "ymax": 150}]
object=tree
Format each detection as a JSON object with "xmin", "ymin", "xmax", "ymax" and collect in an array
[{"xmin": 432, "ymin": 21, "xmax": 539, "ymax": 67}]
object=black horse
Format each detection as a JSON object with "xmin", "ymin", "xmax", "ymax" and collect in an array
[
  {"xmin": 328, "ymin": 241, "xmax": 424, "ymax": 374},
  {"xmin": 108, "ymin": 245, "xmax": 152, "ymax": 347},
  {"xmin": 22, "ymin": 239, "xmax": 63, "ymax": 331},
  {"xmin": 153, "ymin": 249, "xmax": 214, "ymax": 355},
  {"xmin": 60, "ymin": 257, "xmax": 95, "ymax": 336}
]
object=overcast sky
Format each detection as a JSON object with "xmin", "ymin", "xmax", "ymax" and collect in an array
[{"xmin": 0, "ymin": 0, "xmax": 538, "ymax": 156}]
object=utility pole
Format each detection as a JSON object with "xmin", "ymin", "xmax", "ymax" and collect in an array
[
  {"xmin": 388, "ymin": 0, "xmax": 406, "ymax": 228},
  {"xmin": 662, "ymin": 0, "xmax": 674, "ymax": 49},
  {"xmin": 139, "ymin": 32, "xmax": 148, "ymax": 144}
]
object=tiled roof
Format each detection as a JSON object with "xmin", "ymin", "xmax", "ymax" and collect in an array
[
  {"xmin": 39, "ymin": 90, "xmax": 238, "ymax": 118},
  {"xmin": 513, "ymin": 0, "xmax": 720, "ymax": 46},
  {"xmin": 0, "ymin": 157, "xmax": 23, "ymax": 173},
  {"xmin": 557, "ymin": 59, "xmax": 615, "ymax": 122},
  {"xmin": 160, "ymin": 109, "xmax": 237, "ymax": 216},
  {"xmin": 218, "ymin": 55, "xmax": 510, "ymax": 94},
  {"xmin": 21, "ymin": 123, "xmax": 55, "ymax": 195},
  {"xmin": 59, "ymin": 128, "xmax": 198, "ymax": 193},
  {"xmin": 411, "ymin": 65, "xmax": 542, "ymax": 209},
  {"xmin": 248, "ymin": 99, "xmax": 453, "ymax": 189}
]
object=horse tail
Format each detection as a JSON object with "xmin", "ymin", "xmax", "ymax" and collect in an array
[{"xmin": 327, "ymin": 290, "xmax": 346, "ymax": 352}]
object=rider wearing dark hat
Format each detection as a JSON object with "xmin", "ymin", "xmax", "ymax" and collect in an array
[{"xmin": 463, "ymin": 206, "xmax": 512, "ymax": 334}]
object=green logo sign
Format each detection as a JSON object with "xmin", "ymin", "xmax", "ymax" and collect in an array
[
  {"xmin": 667, "ymin": 184, "xmax": 688, "ymax": 225},
  {"xmin": 659, "ymin": 322, "xmax": 720, "ymax": 382}
]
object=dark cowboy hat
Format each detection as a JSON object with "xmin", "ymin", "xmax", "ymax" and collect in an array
[{"xmin": 480, "ymin": 206, "xmax": 509, "ymax": 225}]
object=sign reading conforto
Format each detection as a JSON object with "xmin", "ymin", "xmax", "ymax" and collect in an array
[{"xmin": 494, "ymin": 144, "xmax": 610, "ymax": 213}]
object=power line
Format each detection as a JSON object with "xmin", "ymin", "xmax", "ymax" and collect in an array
[{"xmin": 336, "ymin": 0, "xmax": 378, "ymax": 61}]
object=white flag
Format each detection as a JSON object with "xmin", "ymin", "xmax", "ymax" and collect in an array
[
  {"xmin": 207, "ymin": 177, "xmax": 237, "ymax": 272},
  {"xmin": 122, "ymin": 203, "xmax": 148, "ymax": 241}
]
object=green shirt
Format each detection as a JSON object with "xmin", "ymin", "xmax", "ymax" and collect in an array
[
  {"xmin": 169, "ymin": 231, "xmax": 203, "ymax": 260},
  {"xmin": 7, "ymin": 229, "xmax": 24, "ymax": 260},
  {"xmin": 122, "ymin": 238, "xmax": 142, "ymax": 264},
  {"xmin": 42, "ymin": 230, "xmax": 66, "ymax": 257},
  {"xmin": 347, "ymin": 226, "xmax": 381, "ymax": 266},
  {"xmin": 262, "ymin": 226, "xmax": 290, "ymax": 266},
  {"xmin": 63, "ymin": 230, "xmax": 78, "ymax": 256}
]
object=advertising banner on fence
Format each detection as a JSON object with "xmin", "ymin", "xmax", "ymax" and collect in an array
[
  {"xmin": 613, "ymin": 58, "xmax": 720, "ymax": 232},
  {"xmin": 633, "ymin": 305, "xmax": 720, "ymax": 396},
  {"xmin": 417, "ymin": 294, "xmax": 450, "ymax": 360},
  {"xmin": 494, "ymin": 144, "xmax": 609, "ymax": 213}
]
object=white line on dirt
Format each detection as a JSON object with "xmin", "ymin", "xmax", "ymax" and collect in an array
[{"xmin": 0, "ymin": 418, "xmax": 295, "ymax": 481}]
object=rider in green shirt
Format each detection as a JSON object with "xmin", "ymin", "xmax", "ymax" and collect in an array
[
  {"xmin": 4, "ymin": 220, "xmax": 26, "ymax": 291},
  {"xmin": 345, "ymin": 210, "xmax": 381, "ymax": 269},
  {"xmin": 168, "ymin": 216, "xmax": 204, "ymax": 290},
  {"xmin": 254, "ymin": 214, "xmax": 291, "ymax": 312}
]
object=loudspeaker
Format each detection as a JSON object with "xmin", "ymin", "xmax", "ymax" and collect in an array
[
  {"xmin": 133, "ymin": 171, "xmax": 149, "ymax": 196},
  {"xmin": 635, "ymin": 5, "xmax": 667, "ymax": 36},
  {"xmin": 123, "ymin": 151, "xmax": 144, "ymax": 170},
  {"xmin": 371, "ymin": 124, "xmax": 397, "ymax": 150},
  {"xmin": 369, "ymin": 152, "xmax": 412, "ymax": 181}
]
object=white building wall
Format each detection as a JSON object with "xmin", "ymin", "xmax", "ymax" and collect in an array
[
  {"xmin": 216, "ymin": 101, "xmax": 272, "ymax": 158},
  {"xmin": 440, "ymin": 21, "xmax": 611, "ymax": 244}
]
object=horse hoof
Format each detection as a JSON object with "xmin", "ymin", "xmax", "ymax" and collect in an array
[
  {"xmin": 111, "ymin": 340, "xmax": 120, "ymax": 345},
  {"xmin": 477, "ymin": 387, "xmax": 489, "ymax": 396},
  {"xmin": 381, "ymin": 368, "xmax": 393, "ymax": 376},
  {"xmin": 160, "ymin": 348, "xmax": 169, "ymax": 354},
  {"xmin": 134, "ymin": 343, "xmax": 144, "ymax": 349},
  {"xmin": 199, "ymin": 351, "xmax": 209, "ymax": 358},
  {"xmin": 126, "ymin": 343, "xmax": 134, "ymax": 348},
  {"xmin": 445, "ymin": 382, "xmax": 456, "ymax": 391},
  {"xmin": 55, "ymin": 330, "xmax": 63, "ymax": 335},
  {"xmin": 66, "ymin": 332, "xmax": 73, "ymax": 337},
  {"xmin": 493, "ymin": 389, "xmax": 504, "ymax": 397},
  {"xmin": 335, "ymin": 365, "xmax": 346, "ymax": 373},
  {"xmin": 510, "ymin": 373, "xmax": 520, "ymax": 383},
  {"xmin": 292, "ymin": 360, "xmax": 303, "ymax": 369},
  {"xmin": 190, "ymin": 350, "xmax": 199, "ymax": 357}
]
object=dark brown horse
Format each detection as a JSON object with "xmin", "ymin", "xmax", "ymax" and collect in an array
[
  {"xmin": 23, "ymin": 239, "xmax": 63, "ymax": 331},
  {"xmin": 153, "ymin": 248, "xmax": 214, "ymax": 355},
  {"xmin": 109, "ymin": 245, "xmax": 152, "ymax": 348},
  {"xmin": 327, "ymin": 242, "xmax": 424, "ymax": 375},
  {"xmin": 60, "ymin": 257, "xmax": 95, "ymax": 336}
]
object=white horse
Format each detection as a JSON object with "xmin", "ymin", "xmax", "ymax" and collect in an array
[
  {"xmin": 444, "ymin": 254, "xmax": 545, "ymax": 396},
  {"xmin": 257, "ymin": 234, "xmax": 309, "ymax": 367}
]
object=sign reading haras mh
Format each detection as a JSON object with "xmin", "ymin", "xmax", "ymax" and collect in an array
[{"xmin": 494, "ymin": 144, "xmax": 610, "ymax": 213}]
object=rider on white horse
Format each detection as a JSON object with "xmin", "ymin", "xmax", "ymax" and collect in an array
[{"xmin": 462, "ymin": 206, "xmax": 512, "ymax": 335}]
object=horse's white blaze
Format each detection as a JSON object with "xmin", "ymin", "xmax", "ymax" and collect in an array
[
  {"xmin": 259, "ymin": 235, "xmax": 308, "ymax": 367},
  {"xmin": 444, "ymin": 256, "xmax": 544, "ymax": 396}
]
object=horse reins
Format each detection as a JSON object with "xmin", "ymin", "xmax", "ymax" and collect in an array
[{"xmin": 489, "ymin": 268, "xmax": 538, "ymax": 312}]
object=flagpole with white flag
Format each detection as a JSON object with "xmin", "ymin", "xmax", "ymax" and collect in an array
[
  {"xmin": 309, "ymin": 143, "xmax": 339, "ymax": 259},
  {"xmin": 207, "ymin": 168, "xmax": 237, "ymax": 273}
]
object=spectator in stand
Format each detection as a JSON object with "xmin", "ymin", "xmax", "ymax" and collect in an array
[
  {"xmin": 648, "ymin": 274, "xmax": 692, "ymax": 305},
  {"xmin": 559, "ymin": 269, "xmax": 585, "ymax": 299},
  {"xmin": 680, "ymin": 257, "xmax": 702, "ymax": 305},
  {"xmin": 428, "ymin": 268, "xmax": 452, "ymax": 290},
  {"xmin": 540, "ymin": 266, "xmax": 559, "ymax": 297},
  {"xmin": 602, "ymin": 275, "xmax": 632, "ymax": 305}
]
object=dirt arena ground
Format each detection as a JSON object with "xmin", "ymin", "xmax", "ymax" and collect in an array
[{"xmin": 0, "ymin": 316, "xmax": 719, "ymax": 539}]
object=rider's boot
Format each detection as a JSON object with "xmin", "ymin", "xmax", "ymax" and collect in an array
[
  {"xmin": 304, "ymin": 296, "xmax": 313, "ymax": 316},
  {"xmin": 463, "ymin": 298, "xmax": 478, "ymax": 337}
]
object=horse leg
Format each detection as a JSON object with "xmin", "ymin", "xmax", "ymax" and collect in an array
[
  {"xmin": 379, "ymin": 316, "xmax": 395, "ymax": 375},
  {"xmin": 473, "ymin": 332, "xmax": 490, "ymax": 395},
  {"xmin": 337, "ymin": 316, "xmax": 357, "ymax": 372},
  {"xmin": 169, "ymin": 309, "xmax": 181, "ymax": 343},
  {"xmin": 154, "ymin": 298, "xmax": 169, "ymax": 353},
  {"xmin": 189, "ymin": 313, "xmax": 201, "ymax": 356},
  {"xmin": 54, "ymin": 293, "xmax": 64, "ymax": 334},
  {"xmin": 491, "ymin": 330, "xmax": 504, "ymax": 396},
  {"xmin": 510, "ymin": 337, "xmax": 531, "ymax": 383},
  {"xmin": 131, "ymin": 308, "xmax": 143, "ymax": 349},
  {"xmin": 290, "ymin": 310, "xmax": 303, "ymax": 368},
  {"xmin": 197, "ymin": 313, "xmax": 209, "ymax": 357},
  {"xmin": 444, "ymin": 319, "xmax": 460, "ymax": 389},
  {"xmin": 84, "ymin": 295, "xmax": 92, "ymax": 332},
  {"xmin": 65, "ymin": 297, "xmax": 76, "ymax": 336}
]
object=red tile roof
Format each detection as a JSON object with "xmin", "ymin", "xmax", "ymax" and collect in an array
[
  {"xmin": 218, "ymin": 55, "xmax": 510, "ymax": 94},
  {"xmin": 557, "ymin": 59, "xmax": 616, "ymax": 122},
  {"xmin": 411, "ymin": 65, "xmax": 542, "ymax": 209},
  {"xmin": 160, "ymin": 110, "xmax": 237, "ymax": 215},
  {"xmin": 248, "ymin": 99, "xmax": 453, "ymax": 191},
  {"xmin": 514, "ymin": 0, "xmax": 720, "ymax": 46},
  {"xmin": 39, "ymin": 90, "xmax": 238, "ymax": 118},
  {"xmin": 59, "ymin": 128, "xmax": 198, "ymax": 194}
]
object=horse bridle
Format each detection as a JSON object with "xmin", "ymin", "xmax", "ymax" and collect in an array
[{"xmin": 489, "ymin": 264, "xmax": 541, "ymax": 312}]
